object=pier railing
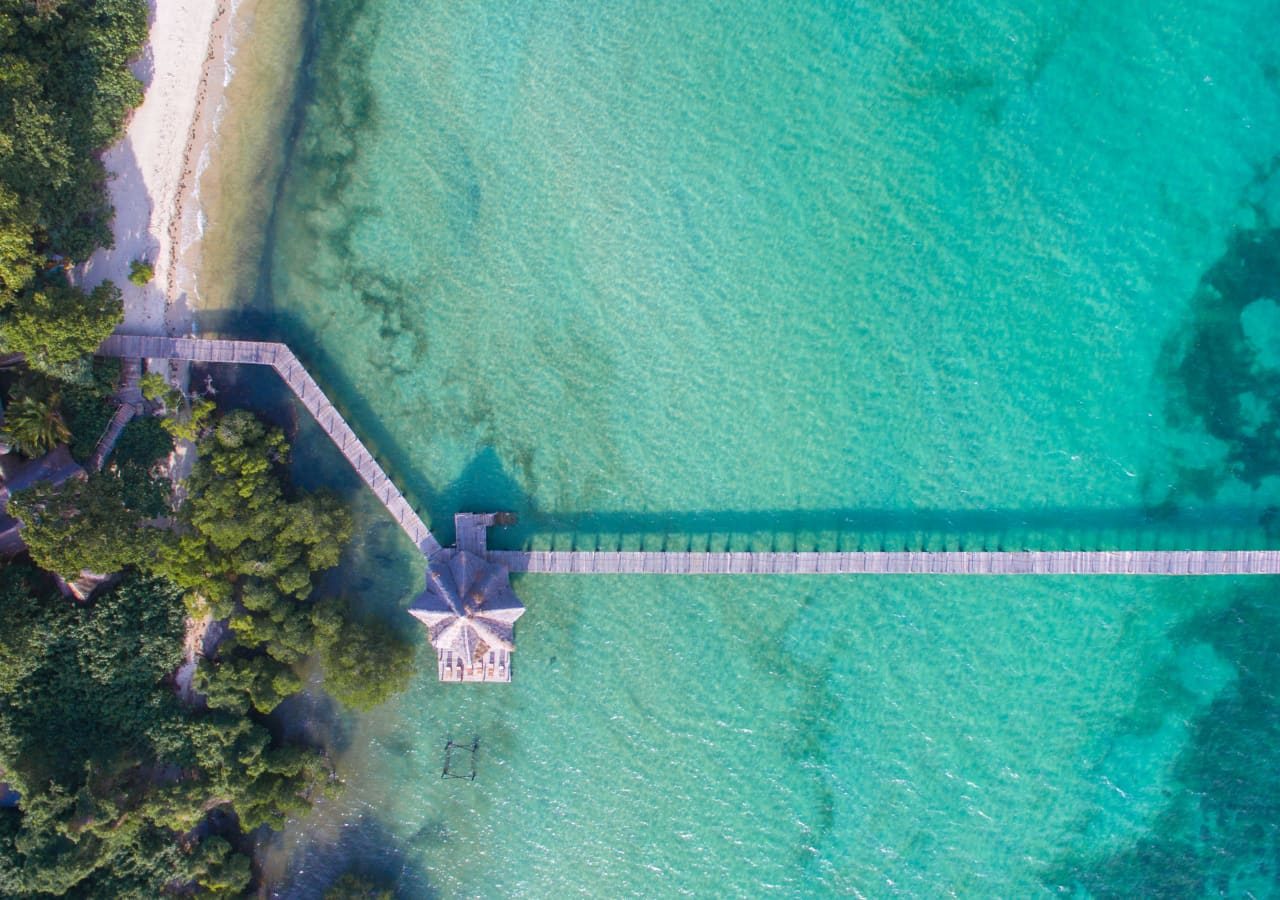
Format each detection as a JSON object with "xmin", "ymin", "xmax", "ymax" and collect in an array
[
  {"xmin": 488, "ymin": 549, "xmax": 1280, "ymax": 575},
  {"xmin": 97, "ymin": 334, "xmax": 441, "ymax": 556},
  {"xmin": 98, "ymin": 334, "xmax": 1280, "ymax": 576}
]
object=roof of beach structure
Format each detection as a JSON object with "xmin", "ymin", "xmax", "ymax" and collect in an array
[
  {"xmin": 409, "ymin": 549, "xmax": 525, "ymax": 661},
  {"xmin": 0, "ymin": 445, "xmax": 84, "ymax": 507}
]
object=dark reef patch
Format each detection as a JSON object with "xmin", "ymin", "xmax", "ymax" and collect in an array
[
  {"xmin": 1044, "ymin": 581, "xmax": 1280, "ymax": 896},
  {"xmin": 1044, "ymin": 170, "xmax": 1280, "ymax": 895},
  {"xmin": 271, "ymin": 0, "xmax": 433, "ymax": 358},
  {"xmin": 1157, "ymin": 155, "xmax": 1280, "ymax": 511},
  {"xmin": 1161, "ymin": 226, "xmax": 1280, "ymax": 494}
]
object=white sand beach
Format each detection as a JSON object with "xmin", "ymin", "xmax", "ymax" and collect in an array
[{"xmin": 76, "ymin": 0, "xmax": 234, "ymax": 337}]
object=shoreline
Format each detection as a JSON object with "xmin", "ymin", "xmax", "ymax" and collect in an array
[
  {"xmin": 75, "ymin": 0, "xmax": 237, "ymax": 339},
  {"xmin": 193, "ymin": 0, "xmax": 309, "ymax": 319},
  {"xmin": 167, "ymin": 1, "xmax": 237, "ymax": 311}
]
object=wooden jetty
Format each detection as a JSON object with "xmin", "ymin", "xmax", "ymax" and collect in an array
[
  {"xmin": 96, "ymin": 334, "xmax": 441, "ymax": 556},
  {"xmin": 487, "ymin": 549, "xmax": 1280, "ymax": 575},
  {"xmin": 97, "ymin": 335, "xmax": 1280, "ymax": 578},
  {"xmin": 95, "ymin": 333, "xmax": 1280, "ymax": 683}
]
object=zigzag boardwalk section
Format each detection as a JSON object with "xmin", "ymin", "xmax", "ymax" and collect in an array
[
  {"xmin": 96, "ymin": 334, "xmax": 442, "ymax": 557},
  {"xmin": 488, "ymin": 549, "xmax": 1280, "ymax": 575},
  {"xmin": 96, "ymin": 335, "xmax": 1280, "ymax": 579}
]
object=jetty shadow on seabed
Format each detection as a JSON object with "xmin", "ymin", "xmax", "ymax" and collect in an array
[
  {"xmin": 194, "ymin": 309, "xmax": 1280, "ymax": 556},
  {"xmin": 501, "ymin": 504, "xmax": 1280, "ymax": 554},
  {"xmin": 191, "ymin": 308, "xmax": 526, "ymax": 545}
]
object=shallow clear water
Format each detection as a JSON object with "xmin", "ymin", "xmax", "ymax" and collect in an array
[{"xmin": 229, "ymin": 0, "xmax": 1280, "ymax": 895}]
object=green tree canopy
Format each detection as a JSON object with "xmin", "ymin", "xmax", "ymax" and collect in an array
[
  {"xmin": 1, "ymin": 387, "xmax": 68, "ymax": 456},
  {"xmin": 0, "ymin": 566, "xmax": 332, "ymax": 895},
  {"xmin": 0, "ymin": 0, "xmax": 147, "ymax": 260},
  {"xmin": 138, "ymin": 371, "xmax": 217, "ymax": 441},
  {"xmin": 1, "ymin": 278, "xmax": 123, "ymax": 375},
  {"xmin": 157, "ymin": 410, "xmax": 352, "ymax": 610},
  {"xmin": 0, "ymin": 568, "xmax": 185, "ymax": 799},
  {"xmin": 324, "ymin": 871, "xmax": 396, "ymax": 900},
  {"xmin": 127, "ymin": 258, "xmax": 152, "ymax": 286},
  {"xmin": 187, "ymin": 835, "xmax": 253, "ymax": 897},
  {"xmin": 313, "ymin": 597, "xmax": 417, "ymax": 712},
  {"xmin": 196, "ymin": 651, "xmax": 302, "ymax": 716},
  {"xmin": 9, "ymin": 472, "xmax": 161, "ymax": 579},
  {"xmin": 0, "ymin": 184, "xmax": 38, "ymax": 302},
  {"xmin": 110, "ymin": 414, "xmax": 173, "ymax": 471}
]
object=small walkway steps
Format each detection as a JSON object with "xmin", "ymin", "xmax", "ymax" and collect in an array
[{"xmin": 87, "ymin": 357, "xmax": 143, "ymax": 472}]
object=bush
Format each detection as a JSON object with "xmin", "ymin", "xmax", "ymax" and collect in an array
[
  {"xmin": 110, "ymin": 414, "xmax": 173, "ymax": 470},
  {"xmin": 128, "ymin": 258, "xmax": 154, "ymax": 286},
  {"xmin": 139, "ymin": 371, "xmax": 169, "ymax": 402}
]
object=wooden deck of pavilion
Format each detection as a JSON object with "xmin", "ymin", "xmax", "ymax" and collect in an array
[{"xmin": 411, "ymin": 516, "xmax": 526, "ymax": 683}]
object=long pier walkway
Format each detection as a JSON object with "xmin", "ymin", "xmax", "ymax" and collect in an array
[
  {"xmin": 488, "ymin": 549, "xmax": 1280, "ymax": 576},
  {"xmin": 97, "ymin": 334, "xmax": 441, "ymax": 556},
  {"xmin": 97, "ymin": 334, "xmax": 1280, "ymax": 576}
]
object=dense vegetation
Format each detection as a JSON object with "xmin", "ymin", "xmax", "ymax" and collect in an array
[
  {"xmin": 0, "ymin": 0, "xmax": 141, "ymax": 448},
  {"xmin": 3, "ymin": 406, "xmax": 419, "ymax": 896},
  {"xmin": 9, "ymin": 470, "xmax": 161, "ymax": 578},
  {"xmin": 0, "ymin": 4, "xmax": 420, "ymax": 895},
  {"xmin": 157, "ymin": 411, "xmax": 415, "ymax": 716},
  {"xmin": 1, "ymin": 358, "xmax": 122, "ymax": 462},
  {"xmin": 0, "ymin": 569, "xmax": 256, "ymax": 897},
  {"xmin": 0, "ymin": 0, "xmax": 138, "ymax": 371},
  {"xmin": 0, "ymin": 0, "xmax": 146, "ymax": 271}
]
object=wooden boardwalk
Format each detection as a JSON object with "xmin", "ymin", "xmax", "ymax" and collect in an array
[
  {"xmin": 96, "ymin": 335, "xmax": 1280, "ymax": 579},
  {"xmin": 96, "ymin": 334, "xmax": 442, "ymax": 557},
  {"xmin": 88, "ymin": 357, "xmax": 143, "ymax": 472},
  {"xmin": 488, "ymin": 549, "xmax": 1280, "ymax": 575},
  {"xmin": 455, "ymin": 512, "xmax": 498, "ymax": 557}
]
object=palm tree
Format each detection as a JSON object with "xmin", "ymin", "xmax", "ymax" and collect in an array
[{"xmin": 3, "ymin": 392, "xmax": 70, "ymax": 457}]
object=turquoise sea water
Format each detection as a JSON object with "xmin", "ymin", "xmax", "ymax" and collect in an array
[{"xmin": 233, "ymin": 1, "xmax": 1280, "ymax": 895}]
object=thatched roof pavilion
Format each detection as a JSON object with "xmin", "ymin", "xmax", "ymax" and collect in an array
[{"xmin": 409, "ymin": 549, "xmax": 525, "ymax": 683}]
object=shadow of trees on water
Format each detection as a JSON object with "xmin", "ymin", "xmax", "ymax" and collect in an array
[{"xmin": 264, "ymin": 810, "xmax": 438, "ymax": 900}]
